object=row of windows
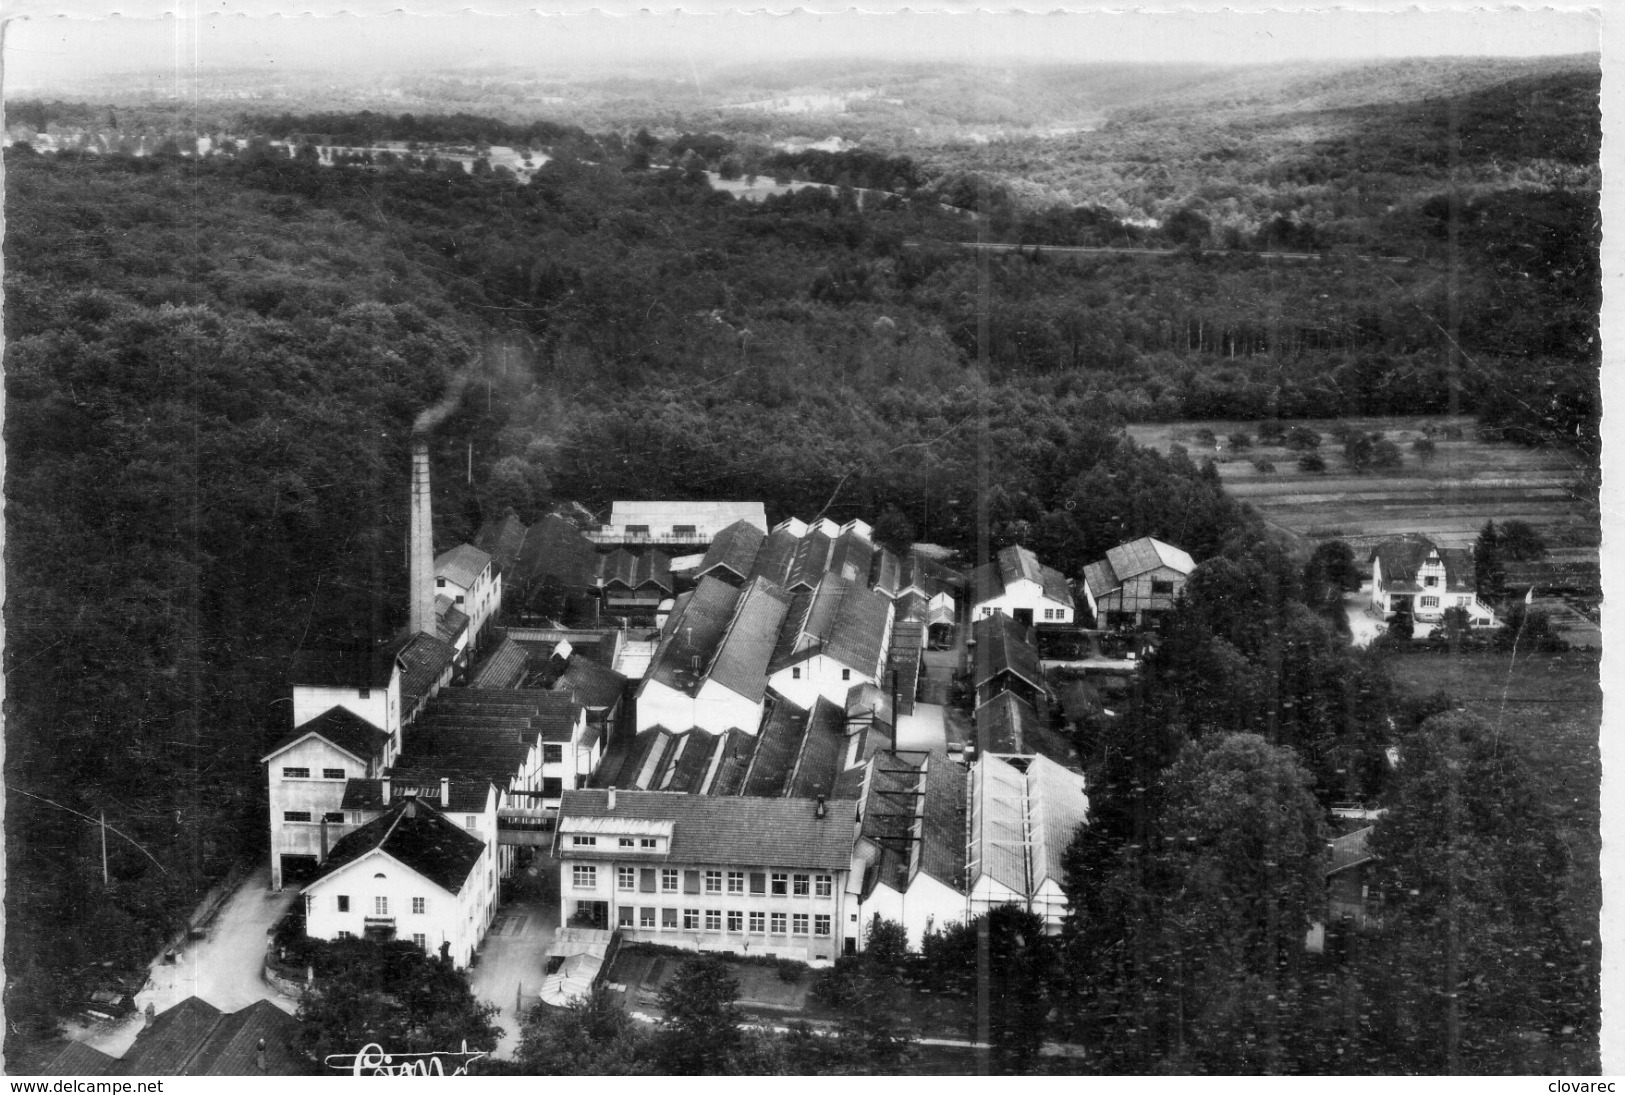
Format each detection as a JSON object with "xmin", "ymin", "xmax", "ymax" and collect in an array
[
  {"xmin": 570, "ymin": 835, "xmax": 659, "ymax": 849},
  {"xmin": 334, "ymin": 895, "xmax": 428, "ymax": 915},
  {"xmin": 1042, "ymin": 608, "xmax": 1065, "ymax": 620},
  {"xmin": 284, "ymin": 811, "xmax": 345, "ymax": 823},
  {"xmin": 281, "ymin": 767, "xmax": 348, "ymax": 780},
  {"xmin": 571, "ymin": 865, "xmax": 833, "ymax": 897},
  {"xmin": 1417, "ymin": 595, "xmax": 1474, "ymax": 609},
  {"xmin": 618, "ymin": 906, "xmax": 832, "ymax": 936}
]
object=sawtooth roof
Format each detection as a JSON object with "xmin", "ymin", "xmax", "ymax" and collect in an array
[
  {"xmin": 772, "ymin": 575, "xmax": 893, "ymax": 676},
  {"xmin": 704, "ymin": 578, "xmax": 795, "ymax": 702},
  {"xmin": 557, "ymin": 789, "xmax": 858, "ymax": 870},
  {"xmin": 969, "ymin": 754, "xmax": 1089, "ymax": 897},
  {"xmin": 306, "ymin": 797, "xmax": 486, "ymax": 894},
  {"xmin": 747, "ymin": 528, "xmax": 801, "ymax": 586},
  {"xmin": 600, "ymin": 548, "xmax": 674, "ymax": 593}
]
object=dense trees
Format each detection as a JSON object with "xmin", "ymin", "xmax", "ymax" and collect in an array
[{"xmin": 295, "ymin": 941, "xmax": 502, "ymax": 1072}]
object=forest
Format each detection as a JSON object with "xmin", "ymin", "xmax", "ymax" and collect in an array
[{"xmin": 2, "ymin": 54, "xmax": 1600, "ymax": 1071}]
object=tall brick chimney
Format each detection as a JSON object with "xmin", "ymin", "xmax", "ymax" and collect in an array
[{"xmin": 409, "ymin": 439, "xmax": 437, "ymax": 637}]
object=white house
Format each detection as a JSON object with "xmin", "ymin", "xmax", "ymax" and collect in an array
[
  {"xmin": 1369, "ymin": 538, "xmax": 1498, "ymax": 627},
  {"xmin": 972, "ymin": 545, "xmax": 1076, "ymax": 627},
  {"xmin": 1082, "ymin": 537, "xmax": 1196, "ymax": 630},
  {"xmin": 636, "ymin": 576, "xmax": 794, "ymax": 734},
  {"xmin": 967, "ymin": 753, "xmax": 1089, "ymax": 934},
  {"xmin": 301, "ymin": 797, "xmax": 496, "ymax": 969},
  {"xmin": 262, "ymin": 707, "xmax": 395, "ymax": 890},
  {"xmin": 338, "ymin": 776, "xmax": 505, "ymax": 893},
  {"xmin": 767, "ymin": 575, "xmax": 895, "ymax": 711},
  {"xmin": 435, "ymin": 543, "xmax": 501, "ymax": 648},
  {"xmin": 554, "ymin": 788, "xmax": 859, "ymax": 963}
]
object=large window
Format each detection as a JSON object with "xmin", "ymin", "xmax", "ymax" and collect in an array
[
  {"xmin": 683, "ymin": 909, "xmax": 700, "ymax": 930},
  {"xmin": 619, "ymin": 907, "xmax": 635, "ymax": 928},
  {"xmin": 792, "ymin": 914, "xmax": 809, "ymax": 935},
  {"xmin": 323, "ymin": 768, "xmax": 346, "ymax": 780},
  {"xmin": 792, "ymin": 874, "xmax": 810, "ymax": 897},
  {"xmin": 705, "ymin": 910, "xmax": 722, "ymax": 931},
  {"xmin": 662, "ymin": 908, "xmax": 679, "ymax": 929},
  {"xmin": 337, "ymin": 895, "xmax": 350, "ymax": 912},
  {"xmin": 375, "ymin": 896, "xmax": 389, "ymax": 916},
  {"xmin": 814, "ymin": 915, "xmax": 831, "ymax": 937},
  {"xmin": 572, "ymin": 865, "xmax": 597, "ymax": 890},
  {"xmin": 640, "ymin": 907, "xmax": 656, "ymax": 929},
  {"xmin": 661, "ymin": 869, "xmax": 679, "ymax": 893},
  {"xmin": 1421, "ymin": 596, "xmax": 1440, "ymax": 609},
  {"xmin": 571, "ymin": 835, "xmax": 597, "ymax": 847},
  {"xmin": 771, "ymin": 873, "xmax": 789, "ymax": 896},
  {"xmin": 728, "ymin": 910, "xmax": 743, "ymax": 933},
  {"xmin": 413, "ymin": 933, "xmax": 426, "ymax": 950},
  {"xmin": 283, "ymin": 811, "xmax": 311, "ymax": 823},
  {"xmin": 749, "ymin": 912, "xmax": 766, "ymax": 934},
  {"xmin": 704, "ymin": 870, "xmax": 722, "ymax": 894},
  {"xmin": 618, "ymin": 867, "xmax": 636, "ymax": 891},
  {"xmin": 770, "ymin": 913, "xmax": 787, "ymax": 934},
  {"xmin": 412, "ymin": 897, "xmax": 426, "ymax": 915},
  {"xmin": 815, "ymin": 875, "xmax": 833, "ymax": 898},
  {"xmin": 728, "ymin": 871, "xmax": 745, "ymax": 894},
  {"xmin": 281, "ymin": 767, "xmax": 310, "ymax": 779},
  {"xmin": 544, "ymin": 745, "xmax": 564, "ymax": 764},
  {"xmin": 1151, "ymin": 580, "xmax": 1175, "ymax": 595}
]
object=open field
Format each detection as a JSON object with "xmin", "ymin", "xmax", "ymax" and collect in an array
[
  {"xmin": 1385, "ymin": 649, "xmax": 1601, "ymax": 946},
  {"xmin": 1126, "ymin": 416, "xmax": 1598, "ymax": 561}
]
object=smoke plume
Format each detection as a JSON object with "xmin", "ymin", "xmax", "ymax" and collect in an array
[{"xmin": 412, "ymin": 369, "xmax": 472, "ymax": 436}]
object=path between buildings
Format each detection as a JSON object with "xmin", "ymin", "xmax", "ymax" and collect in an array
[
  {"xmin": 68, "ymin": 864, "xmax": 300, "ymax": 1057},
  {"xmin": 468, "ymin": 862, "xmax": 561, "ymax": 1059}
]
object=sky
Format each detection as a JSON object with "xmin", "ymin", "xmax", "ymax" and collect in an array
[{"xmin": 1, "ymin": 4, "xmax": 1604, "ymax": 92}]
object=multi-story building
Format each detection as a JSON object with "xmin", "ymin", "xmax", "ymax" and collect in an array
[
  {"xmin": 554, "ymin": 789, "xmax": 860, "ymax": 963},
  {"xmin": 435, "ymin": 543, "xmax": 501, "ymax": 649},
  {"xmin": 301, "ymin": 796, "xmax": 496, "ymax": 969},
  {"xmin": 1369, "ymin": 537, "xmax": 1498, "ymax": 626}
]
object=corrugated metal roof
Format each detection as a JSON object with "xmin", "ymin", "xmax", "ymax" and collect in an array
[
  {"xmin": 977, "ymin": 692, "xmax": 1077, "ymax": 771},
  {"xmin": 557, "ymin": 789, "xmax": 857, "ymax": 870},
  {"xmin": 1082, "ymin": 559, "xmax": 1119, "ymax": 599},
  {"xmin": 470, "ymin": 636, "xmax": 530, "ymax": 689},
  {"xmin": 600, "ymin": 549, "xmax": 674, "ymax": 592},
  {"xmin": 748, "ymin": 528, "xmax": 801, "ymax": 586}
]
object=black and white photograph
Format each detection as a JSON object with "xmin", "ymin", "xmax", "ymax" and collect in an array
[{"xmin": 0, "ymin": 0, "xmax": 1611, "ymax": 1077}]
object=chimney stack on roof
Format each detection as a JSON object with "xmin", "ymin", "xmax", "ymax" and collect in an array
[
  {"xmin": 815, "ymin": 795, "xmax": 827, "ymax": 820},
  {"xmin": 441, "ymin": 776, "xmax": 450, "ymax": 804},
  {"xmin": 381, "ymin": 776, "xmax": 392, "ymax": 802},
  {"xmin": 607, "ymin": 786, "xmax": 617, "ymax": 811}
]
